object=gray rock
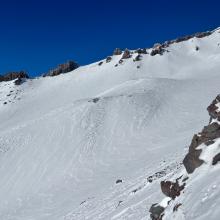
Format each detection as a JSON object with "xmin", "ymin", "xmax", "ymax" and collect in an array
[
  {"xmin": 212, "ymin": 153, "xmax": 220, "ymax": 165},
  {"xmin": 135, "ymin": 48, "xmax": 148, "ymax": 54},
  {"xmin": 149, "ymin": 203, "xmax": 164, "ymax": 220},
  {"xmin": 133, "ymin": 54, "xmax": 142, "ymax": 61},
  {"xmin": 106, "ymin": 56, "xmax": 112, "ymax": 63}
]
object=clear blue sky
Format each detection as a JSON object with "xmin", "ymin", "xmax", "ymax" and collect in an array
[{"xmin": 0, "ymin": 0, "xmax": 219, "ymax": 76}]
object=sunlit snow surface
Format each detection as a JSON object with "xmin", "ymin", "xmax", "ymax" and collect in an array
[{"xmin": 0, "ymin": 29, "xmax": 220, "ymax": 219}]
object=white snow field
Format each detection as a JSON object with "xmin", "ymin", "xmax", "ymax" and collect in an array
[{"xmin": 0, "ymin": 28, "xmax": 220, "ymax": 220}]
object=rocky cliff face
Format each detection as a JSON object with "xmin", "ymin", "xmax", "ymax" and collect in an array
[
  {"xmin": 150, "ymin": 95, "xmax": 220, "ymax": 219},
  {"xmin": 183, "ymin": 94, "xmax": 220, "ymax": 173},
  {"xmin": 43, "ymin": 60, "xmax": 79, "ymax": 77}
]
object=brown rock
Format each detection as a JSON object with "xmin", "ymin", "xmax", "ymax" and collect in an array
[
  {"xmin": 207, "ymin": 95, "xmax": 220, "ymax": 121},
  {"xmin": 43, "ymin": 61, "xmax": 79, "ymax": 77},
  {"xmin": 183, "ymin": 97, "xmax": 220, "ymax": 173},
  {"xmin": 122, "ymin": 49, "xmax": 131, "ymax": 59},
  {"xmin": 161, "ymin": 180, "xmax": 185, "ymax": 199}
]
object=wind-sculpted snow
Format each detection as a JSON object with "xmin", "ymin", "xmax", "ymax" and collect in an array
[{"xmin": 0, "ymin": 28, "xmax": 220, "ymax": 219}]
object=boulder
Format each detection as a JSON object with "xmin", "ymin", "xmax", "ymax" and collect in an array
[
  {"xmin": 161, "ymin": 180, "xmax": 185, "ymax": 199},
  {"xmin": 149, "ymin": 203, "xmax": 164, "ymax": 220}
]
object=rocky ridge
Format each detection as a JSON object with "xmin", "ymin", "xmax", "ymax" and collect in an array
[{"xmin": 0, "ymin": 71, "xmax": 29, "ymax": 85}]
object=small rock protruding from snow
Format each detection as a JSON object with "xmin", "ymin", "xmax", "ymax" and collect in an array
[
  {"xmin": 149, "ymin": 203, "xmax": 165, "ymax": 220},
  {"xmin": 212, "ymin": 153, "xmax": 220, "ymax": 165},
  {"xmin": 98, "ymin": 61, "xmax": 103, "ymax": 66},
  {"xmin": 133, "ymin": 54, "xmax": 142, "ymax": 62},
  {"xmin": 115, "ymin": 179, "xmax": 122, "ymax": 184},
  {"xmin": 106, "ymin": 56, "xmax": 112, "ymax": 63}
]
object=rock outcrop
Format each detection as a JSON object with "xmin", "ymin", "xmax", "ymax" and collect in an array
[
  {"xmin": 150, "ymin": 43, "xmax": 166, "ymax": 56},
  {"xmin": 150, "ymin": 94, "xmax": 220, "ymax": 220},
  {"xmin": 135, "ymin": 48, "xmax": 148, "ymax": 54},
  {"xmin": 0, "ymin": 71, "xmax": 29, "ymax": 84},
  {"xmin": 122, "ymin": 49, "xmax": 131, "ymax": 59},
  {"xmin": 183, "ymin": 94, "xmax": 220, "ymax": 173},
  {"xmin": 43, "ymin": 61, "xmax": 79, "ymax": 77},
  {"xmin": 163, "ymin": 31, "xmax": 212, "ymax": 47}
]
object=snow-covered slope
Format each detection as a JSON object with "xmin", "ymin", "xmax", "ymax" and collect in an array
[{"xmin": 0, "ymin": 28, "xmax": 220, "ymax": 220}]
